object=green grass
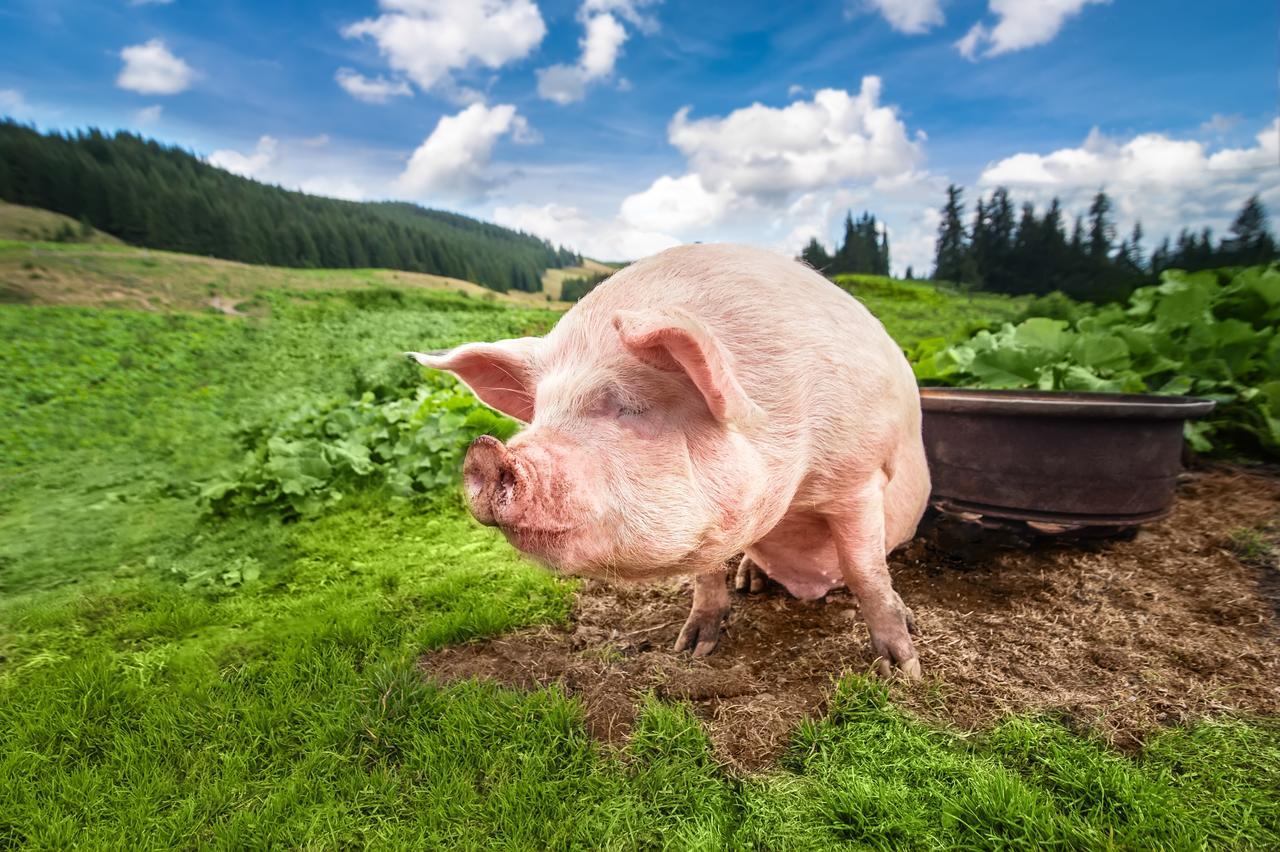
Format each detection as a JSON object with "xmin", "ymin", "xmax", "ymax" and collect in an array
[
  {"xmin": 1, "ymin": 254, "xmax": 1277, "ymax": 847},
  {"xmin": 834, "ymin": 273, "xmax": 1028, "ymax": 348},
  {"xmin": 0, "ymin": 200, "xmax": 122, "ymax": 245}
]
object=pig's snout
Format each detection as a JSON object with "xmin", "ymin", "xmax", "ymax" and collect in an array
[{"xmin": 463, "ymin": 435, "xmax": 520, "ymax": 527}]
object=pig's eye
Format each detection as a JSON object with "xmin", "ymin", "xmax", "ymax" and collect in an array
[{"xmin": 600, "ymin": 388, "xmax": 648, "ymax": 419}]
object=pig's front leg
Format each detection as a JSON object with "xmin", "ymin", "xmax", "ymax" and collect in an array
[
  {"xmin": 673, "ymin": 566, "xmax": 731, "ymax": 657},
  {"xmin": 827, "ymin": 479, "xmax": 922, "ymax": 681}
]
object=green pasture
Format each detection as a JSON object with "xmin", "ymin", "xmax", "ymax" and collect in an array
[{"xmin": 1, "ymin": 249, "xmax": 1276, "ymax": 848}]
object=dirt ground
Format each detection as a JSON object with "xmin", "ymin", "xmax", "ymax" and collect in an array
[{"xmin": 419, "ymin": 464, "xmax": 1280, "ymax": 770}]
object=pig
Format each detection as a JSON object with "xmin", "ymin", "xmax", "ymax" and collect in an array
[{"xmin": 409, "ymin": 243, "xmax": 930, "ymax": 679}]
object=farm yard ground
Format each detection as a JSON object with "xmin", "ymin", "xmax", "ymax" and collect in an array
[
  {"xmin": 1, "ymin": 238, "xmax": 1277, "ymax": 848},
  {"xmin": 424, "ymin": 463, "xmax": 1280, "ymax": 771}
]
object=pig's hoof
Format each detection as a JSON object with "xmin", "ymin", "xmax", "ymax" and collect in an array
[
  {"xmin": 733, "ymin": 558, "xmax": 768, "ymax": 594},
  {"xmin": 870, "ymin": 632, "xmax": 922, "ymax": 682},
  {"xmin": 674, "ymin": 609, "xmax": 725, "ymax": 657}
]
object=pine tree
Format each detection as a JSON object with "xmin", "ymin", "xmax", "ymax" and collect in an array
[
  {"xmin": 1223, "ymin": 194, "xmax": 1277, "ymax": 265},
  {"xmin": 1087, "ymin": 191, "xmax": 1115, "ymax": 261},
  {"xmin": 933, "ymin": 184, "xmax": 970, "ymax": 283},
  {"xmin": 799, "ymin": 237, "xmax": 832, "ymax": 272}
]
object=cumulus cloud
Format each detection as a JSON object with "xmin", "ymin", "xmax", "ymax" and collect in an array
[
  {"xmin": 601, "ymin": 77, "xmax": 932, "ymax": 267},
  {"xmin": 493, "ymin": 202, "xmax": 679, "ymax": 261},
  {"xmin": 660, "ymin": 77, "xmax": 924, "ymax": 206},
  {"xmin": 342, "ymin": 0, "xmax": 545, "ymax": 97},
  {"xmin": 117, "ymin": 38, "xmax": 195, "ymax": 95},
  {"xmin": 397, "ymin": 103, "xmax": 530, "ymax": 200},
  {"xmin": 978, "ymin": 119, "xmax": 1280, "ymax": 247},
  {"xmin": 205, "ymin": 135, "xmax": 384, "ymax": 201},
  {"xmin": 537, "ymin": 0, "xmax": 658, "ymax": 104},
  {"xmin": 958, "ymin": 0, "xmax": 1107, "ymax": 60},
  {"xmin": 861, "ymin": 0, "xmax": 944, "ymax": 34},
  {"xmin": 335, "ymin": 68, "xmax": 412, "ymax": 103},
  {"xmin": 208, "ymin": 135, "xmax": 280, "ymax": 179},
  {"xmin": 619, "ymin": 174, "xmax": 732, "ymax": 232}
]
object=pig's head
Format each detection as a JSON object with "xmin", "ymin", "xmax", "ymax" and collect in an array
[{"xmin": 408, "ymin": 306, "xmax": 767, "ymax": 581}]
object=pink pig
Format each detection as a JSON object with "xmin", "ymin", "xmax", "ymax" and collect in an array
[{"xmin": 410, "ymin": 243, "xmax": 930, "ymax": 679}]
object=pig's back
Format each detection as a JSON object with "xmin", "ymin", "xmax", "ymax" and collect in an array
[{"xmin": 584, "ymin": 243, "xmax": 915, "ymax": 429}]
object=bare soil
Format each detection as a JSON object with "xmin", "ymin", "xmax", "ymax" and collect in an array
[{"xmin": 419, "ymin": 464, "xmax": 1280, "ymax": 770}]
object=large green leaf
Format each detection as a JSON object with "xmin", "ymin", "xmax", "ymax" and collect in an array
[
  {"xmin": 1011, "ymin": 317, "xmax": 1074, "ymax": 355},
  {"xmin": 1069, "ymin": 332, "xmax": 1130, "ymax": 373}
]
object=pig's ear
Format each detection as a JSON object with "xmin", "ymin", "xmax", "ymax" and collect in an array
[
  {"xmin": 612, "ymin": 308, "xmax": 763, "ymax": 427},
  {"xmin": 406, "ymin": 337, "xmax": 541, "ymax": 422}
]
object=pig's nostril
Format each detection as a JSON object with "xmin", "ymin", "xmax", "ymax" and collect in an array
[{"xmin": 498, "ymin": 467, "xmax": 515, "ymax": 494}]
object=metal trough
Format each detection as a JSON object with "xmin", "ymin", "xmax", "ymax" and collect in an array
[{"xmin": 920, "ymin": 388, "xmax": 1215, "ymax": 532}]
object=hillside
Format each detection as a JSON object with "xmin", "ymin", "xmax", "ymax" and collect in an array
[
  {"xmin": 0, "ymin": 232, "xmax": 569, "ymax": 312},
  {"xmin": 0, "ymin": 200, "xmax": 121, "ymax": 245},
  {"xmin": 0, "ymin": 121, "xmax": 579, "ymax": 292}
]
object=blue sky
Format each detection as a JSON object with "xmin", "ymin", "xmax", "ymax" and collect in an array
[{"xmin": 1, "ymin": 0, "xmax": 1276, "ymax": 270}]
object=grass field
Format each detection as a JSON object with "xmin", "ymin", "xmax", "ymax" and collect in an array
[
  {"xmin": 539, "ymin": 257, "xmax": 617, "ymax": 300},
  {"xmin": 0, "ymin": 200, "xmax": 122, "ymax": 246},
  {"xmin": 1, "ymin": 238, "xmax": 1276, "ymax": 847}
]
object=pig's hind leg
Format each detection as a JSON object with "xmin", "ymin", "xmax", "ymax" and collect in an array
[
  {"xmin": 674, "ymin": 566, "xmax": 731, "ymax": 657},
  {"xmin": 734, "ymin": 555, "xmax": 769, "ymax": 593},
  {"xmin": 826, "ymin": 473, "xmax": 922, "ymax": 681}
]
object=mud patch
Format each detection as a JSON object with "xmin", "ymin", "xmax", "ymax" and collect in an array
[{"xmin": 419, "ymin": 464, "xmax": 1280, "ymax": 770}]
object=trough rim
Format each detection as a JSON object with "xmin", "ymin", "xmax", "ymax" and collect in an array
[{"xmin": 919, "ymin": 387, "xmax": 1216, "ymax": 420}]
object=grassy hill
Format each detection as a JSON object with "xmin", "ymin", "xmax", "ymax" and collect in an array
[
  {"xmin": 539, "ymin": 258, "xmax": 617, "ymax": 299},
  {"xmin": 0, "ymin": 200, "xmax": 121, "ymax": 245},
  {"xmin": 0, "ymin": 227, "xmax": 569, "ymax": 311},
  {"xmin": 0, "ymin": 121, "xmax": 578, "ymax": 292}
]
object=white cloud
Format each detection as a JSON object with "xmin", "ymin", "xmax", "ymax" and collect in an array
[
  {"xmin": 342, "ymin": 0, "xmax": 545, "ymax": 96},
  {"xmin": 958, "ymin": 0, "xmax": 1107, "ymax": 59},
  {"xmin": 397, "ymin": 102, "xmax": 529, "ymax": 200},
  {"xmin": 582, "ymin": 0, "xmax": 660, "ymax": 33},
  {"xmin": 208, "ymin": 135, "xmax": 280, "ymax": 179},
  {"xmin": 666, "ymin": 77, "xmax": 924, "ymax": 205},
  {"xmin": 493, "ymin": 202, "xmax": 678, "ymax": 260},
  {"xmin": 133, "ymin": 104, "xmax": 163, "ymax": 126},
  {"xmin": 335, "ymin": 68, "xmax": 412, "ymax": 103},
  {"xmin": 117, "ymin": 38, "xmax": 195, "ymax": 95},
  {"xmin": 205, "ymin": 135, "xmax": 383, "ymax": 200},
  {"xmin": 620, "ymin": 173, "xmax": 731, "ymax": 232},
  {"xmin": 977, "ymin": 119, "xmax": 1280, "ymax": 248},
  {"xmin": 592, "ymin": 77, "xmax": 933, "ymax": 267},
  {"xmin": 0, "ymin": 88, "xmax": 32, "ymax": 120},
  {"xmin": 537, "ymin": 1, "xmax": 659, "ymax": 104},
  {"xmin": 862, "ymin": 0, "xmax": 944, "ymax": 34},
  {"xmin": 787, "ymin": 84, "xmax": 805, "ymax": 98}
]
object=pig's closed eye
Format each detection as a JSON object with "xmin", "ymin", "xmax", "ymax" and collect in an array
[{"xmin": 601, "ymin": 388, "xmax": 648, "ymax": 419}]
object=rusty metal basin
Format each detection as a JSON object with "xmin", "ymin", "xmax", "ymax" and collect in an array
[{"xmin": 920, "ymin": 388, "xmax": 1215, "ymax": 530}]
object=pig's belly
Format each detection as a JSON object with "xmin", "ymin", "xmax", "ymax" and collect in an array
[{"xmin": 746, "ymin": 512, "xmax": 844, "ymax": 601}]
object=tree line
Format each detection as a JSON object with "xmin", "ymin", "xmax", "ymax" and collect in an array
[
  {"xmin": 933, "ymin": 184, "xmax": 1277, "ymax": 301},
  {"xmin": 799, "ymin": 211, "xmax": 891, "ymax": 276},
  {"xmin": 0, "ymin": 121, "xmax": 580, "ymax": 292}
]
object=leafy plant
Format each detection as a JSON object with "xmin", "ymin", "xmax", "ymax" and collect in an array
[
  {"xmin": 200, "ymin": 370, "xmax": 519, "ymax": 518},
  {"xmin": 909, "ymin": 265, "xmax": 1280, "ymax": 459}
]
